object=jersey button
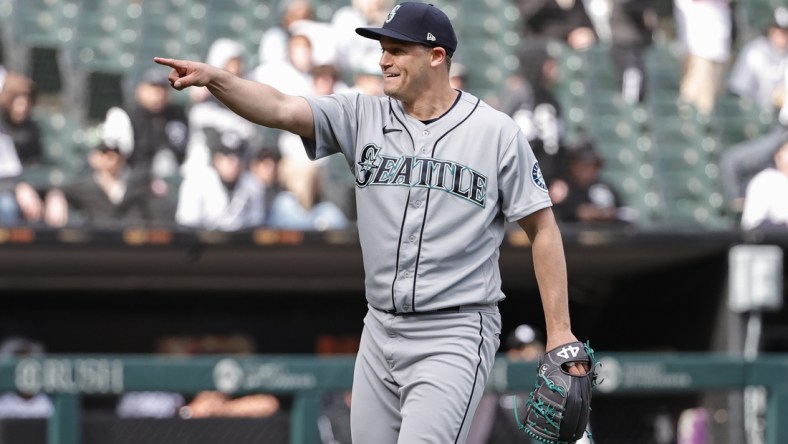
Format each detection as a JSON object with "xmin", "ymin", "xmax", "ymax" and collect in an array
[
  {"xmin": 422, "ymin": 130, "xmax": 429, "ymax": 136},
  {"xmin": 403, "ymin": 303, "xmax": 410, "ymax": 310},
  {"xmin": 408, "ymin": 235, "xmax": 416, "ymax": 242},
  {"xmin": 413, "ymin": 200, "xmax": 422, "ymax": 208},
  {"xmin": 403, "ymin": 270, "xmax": 411, "ymax": 277}
]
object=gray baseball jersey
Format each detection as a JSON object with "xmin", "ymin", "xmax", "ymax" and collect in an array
[{"xmin": 302, "ymin": 90, "xmax": 551, "ymax": 313}]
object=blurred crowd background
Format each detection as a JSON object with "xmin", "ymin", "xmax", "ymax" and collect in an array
[{"xmin": 0, "ymin": 0, "xmax": 786, "ymax": 233}]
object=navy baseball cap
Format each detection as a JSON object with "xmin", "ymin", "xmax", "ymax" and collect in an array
[{"xmin": 356, "ymin": 2, "xmax": 458, "ymax": 57}]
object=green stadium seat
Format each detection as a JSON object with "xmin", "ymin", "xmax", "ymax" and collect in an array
[
  {"xmin": 600, "ymin": 167, "xmax": 662, "ymax": 224},
  {"xmin": 18, "ymin": 111, "xmax": 87, "ymax": 190},
  {"xmin": 35, "ymin": 110, "xmax": 88, "ymax": 172},
  {"xmin": 709, "ymin": 94, "xmax": 775, "ymax": 147},
  {"xmin": 580, "ymin": 43, "xmax": 618, "ymax": 90},
  {"xmin": 204, "ymin": 0, "xmax": 276, "ymax": 63},
  {"xmin": 6, "ymin": 0, "xmax": 79, "ymax": 48},
  {"xmin": 64, "ymin": 0, "xmax": 141, "ymax": 73}
]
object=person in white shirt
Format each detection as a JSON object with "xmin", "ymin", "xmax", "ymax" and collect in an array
[
  {"xmin": 331, "ymin": 0, "xmax": 394, "ymax": 75},
  {"xmin": 720, "ymin": 58, "xmax": 788, "ymax": 213},
  {"xmin": 673, "ymin": 0, "xmax": 732, "ymax": 115},
  {"xmin": 176, "ymin": 127, "xmax": 264, "ymax": 231},
  {"xmin": 740, "ymin": 139, "xmax": 788, "ymax": 230},
  {"xmin": 182, "ymin": 38, "xmax": 260, "ymax": 177}
]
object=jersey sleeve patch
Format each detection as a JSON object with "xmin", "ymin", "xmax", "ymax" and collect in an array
[{"xmin": 531, "ymin": 162, "xmax": 548, "ymax": 192}]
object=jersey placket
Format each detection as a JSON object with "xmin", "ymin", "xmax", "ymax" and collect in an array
[{"xmin": 392, "ymin": 127, "xmax": 434, "ymax": 312}]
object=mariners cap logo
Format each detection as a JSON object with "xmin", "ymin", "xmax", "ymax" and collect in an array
[
  {"xmin": 386, "ymin": 5, "xmax": 400, "ymax": 23},
  {"xmin": 355, "ymin": 2, "xmax": 458, "ymax": 57}
]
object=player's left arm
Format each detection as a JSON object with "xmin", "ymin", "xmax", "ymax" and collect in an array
[{"xmin": 517, "ymin": 208, "xmax": 588, "ymax": 375}]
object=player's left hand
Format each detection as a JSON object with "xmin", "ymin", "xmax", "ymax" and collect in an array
[
  {"xmin": 546, "ymin": 333, "xmax": 589, "ymax": 375},
  {"xmin": 516, "ymin": 340, "xmax": 600, "ymax": 443}
]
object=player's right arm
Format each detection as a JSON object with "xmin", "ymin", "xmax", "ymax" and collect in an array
[{"xmin": 153, "ymin": 57, "xmax": 315, "ymax": 140}]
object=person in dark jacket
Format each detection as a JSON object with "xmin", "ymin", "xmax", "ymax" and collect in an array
[
  {"xmin": 550, "ymin": 138, "xmax": 630, "ymax": 225},
  {"xmin": 43, "ymin": 139, "xmax": 174, "ymax": 228},
  {"xmin": 106, "ymin": 67, "xmax": 189, "ymax": 178}
]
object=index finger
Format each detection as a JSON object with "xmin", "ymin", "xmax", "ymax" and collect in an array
[{"xmin": 153, "ymin": 57, "xmax": 185, "ymax": 70}]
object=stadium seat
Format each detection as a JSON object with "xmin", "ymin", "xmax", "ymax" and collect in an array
[
  {"xmin": 204, "ymin": 0, "xmax": 276, "ymax": 65},
  {"xmin": 65, "ymin": 0, "xmax": 141, "ymax": 74},
  {"xmin": 600, "ymin": 167, "xmax": 662, "ymax": 224},
  {"xmin": 35, "ymin": 110, "xmax": 88, "ymax": 172},
  {"xmin": 58, "ymin": 0, "xmax": 142, "ymax": 121},
  {"xmin": 5, "ymin": 0, "xmax": 79, "ymax": 48},
  {"xmin": 580, "ymin": 43, "xmax": 618, "ymax": 91},
  {"xmin": 20, "ymin": 110, "xmax": 87, "ymax": 190},
  {"xmin": 709, "ymin": 94, "xmax": 775, "ymax": 147}
]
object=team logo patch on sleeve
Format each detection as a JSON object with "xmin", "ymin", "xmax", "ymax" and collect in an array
[{"xmin": 531, "ymin": 162, "xmax": 548, "ymax": 192}]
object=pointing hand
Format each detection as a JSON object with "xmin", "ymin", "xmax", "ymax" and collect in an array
[{"xmin": 153, "ymin": 57, "xmax": 214, "ymax": 90}]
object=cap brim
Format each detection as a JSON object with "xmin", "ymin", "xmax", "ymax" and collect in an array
[{"xmin": 356, "ymin": 27, "xmax": 423, "ymax": 45}]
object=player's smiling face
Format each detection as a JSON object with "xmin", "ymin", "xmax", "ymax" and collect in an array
[{"xmin": 378, "ymin": 37, "xmax": 432, "ymax": 101}]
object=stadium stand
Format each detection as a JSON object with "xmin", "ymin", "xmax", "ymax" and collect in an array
[{"xmin": 0, "ymin": 0, "xmax": 781, "ymax": 229}]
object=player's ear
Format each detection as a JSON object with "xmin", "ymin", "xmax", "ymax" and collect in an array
[{"xmin": 430, "ymin": 47, "xmax": 448, "ymax": 68}]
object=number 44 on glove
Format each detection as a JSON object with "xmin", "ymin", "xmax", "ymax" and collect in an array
[{"xmin": 513, "ymin": 341, "xmax": 600, "ymax": 444}]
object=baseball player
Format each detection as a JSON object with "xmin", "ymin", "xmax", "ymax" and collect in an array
[{"xmin": 155, "ymin": 2, "xmax": 587, "ymax": 443}]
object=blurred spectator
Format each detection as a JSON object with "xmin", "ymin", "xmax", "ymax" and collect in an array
[
  {"xmin": 318, "ymin": 390, "xmax": 353, "ymax": 444},
  {"xmin": 0, "ymin": 131, "xmax": 42, "ymax": 225},
  {"xmin": 257, "ymin": 0, "xmax": 337, "ymax": 68},
  {"xmin": 182, "ymin": 391, "xmax": 280, "ymax": 419},
  {"xmin": 312, "ymin": 64, "xmax": 347, "ymax": 96},
  {"xmin": 608, "ymin": 0, "xmax": 658, "ymax": 104},
  {"xmin": 677, "ymin": 407, "xmax": 710, "ymax": 444},
  {"xmin": 183, "ymin": 38, "xmax": 260, "ymax": 177},
  {"xmin": 250, "ymin": 33, "xmax": 315, "ymax": 96},
  {"xmin": 331, "ymin": 0, "xmax": 394, "ymax": 74},
  {"xmin": 727, "ymin": 7, "xmax": 788, "ymax": 113},
  {"xmin": 106, "ymin": 67, "xmax": 189, "ymax": 180},
  {"xmin": 116, "ymin": 391, "xmax": 185, "ymax": 419},
  {"xmin": 175, "ymin": 127, "xmax": 265, "ymax": 231},
  {"xmin": 740, "ymin": 139, "xmax": 788, "ymax": 230},
  {"xmin": 505, "ymin": 323, "xmax": 547, "ymax": 362},
  {"xmin": 449, "ymin": 62, "xmax": 467, "ymax": 91},
  {"xmin": 43, "ymin": 137, "xmax": 174, "ymax": 228},
  {"xmin": 673, "ymin": 0, "xmax": 732, "ymax": 115},
  {"xmin": 116, "ymin": 336, "xmax": 188, "ymax": 419},
  {"xmin": 0, "ymin": 64, "xmax": 8, "ymax": 92},
  {"xmin": 346, "ymin": 53, "xmax": 384, "ymax": 97},
  {"xmin": 0, "ymin": 72, "xmax": 43, "ymax": 166},
  {"xmin": 0, "ymin": 337, "xmax": 53, "ymax": 419},
  {"xmin": 0, "ymin": 72, "xmax": 46, "ymax": 226},
  {"xmin": 258, "ymin": 0, "xmax": 315, "ymax": 65},
  {"xmin": 720, "ymin": 63, "xmax": 788, "ymax": 213},
  {"xmin": 309, "ymin": 64, "xmax": 356, "ymax": 221},
  {"xmin": 550, "ymin": 139, "xmax": 631, "ymax": 225},
  {"xmin": 287, "ymin": 13, "xmax": 339, "ymax": 68},
  {"xmin": 500, "ymin": 45, "xmax": 565, "ymax": 184},
  {"xmin": 170, "ymin": 334, "xmax": 281, "ymax": 420},
  {"xmin": 251, "ymin": 30, "xmax": 354, "ymax": 223},
  {"xmin": 248, "ymin": 146, "xmax": 285, "ymax": 223},
  {"xmin": 516, "ymin": 0, "xmax": 598, "ymax": 51},
  {"xmin": 248, "ymin": 143, "xmax": 349, "ymax": 231},
  {"xmin": 466, "ymin": 324, "xmax": 546, "ymax": 444}
]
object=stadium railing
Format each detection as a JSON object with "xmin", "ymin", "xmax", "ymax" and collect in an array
[{"xmin": 1, "ymin": 353, "xmax": 787, "ymax": 444}]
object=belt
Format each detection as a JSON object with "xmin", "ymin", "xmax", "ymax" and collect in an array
[{"xmin": 374, "ymin": 303, "xmax": 493, "ymax": 316}]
